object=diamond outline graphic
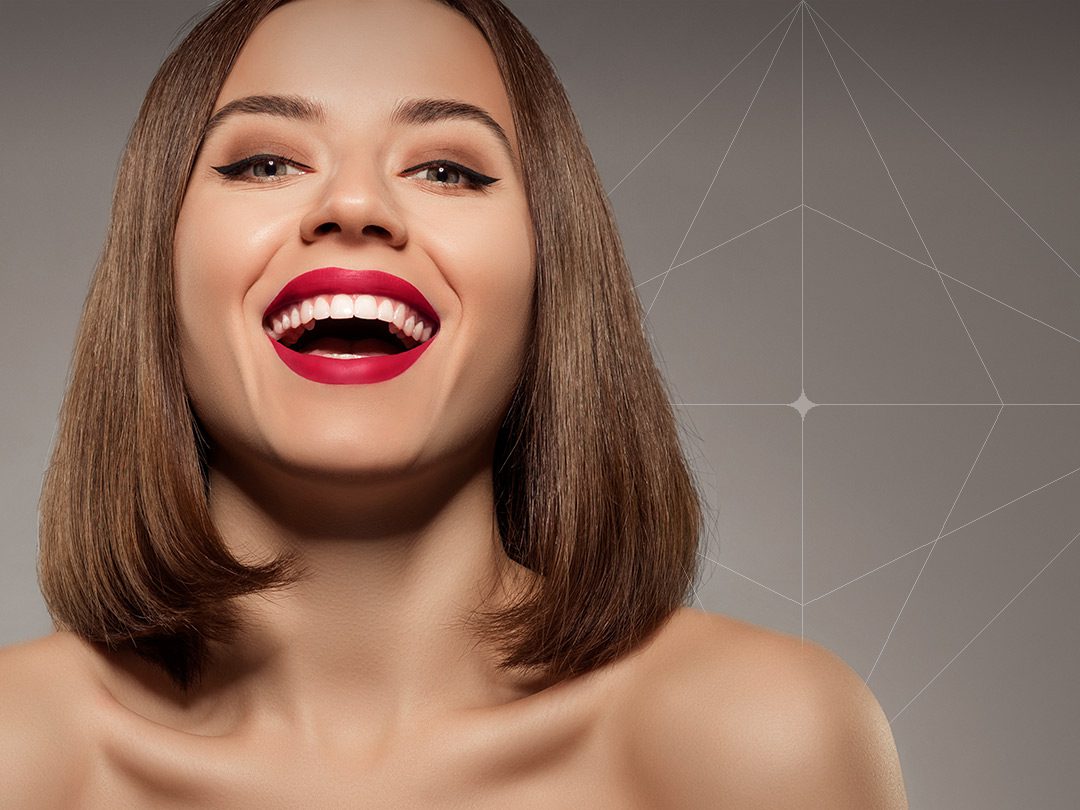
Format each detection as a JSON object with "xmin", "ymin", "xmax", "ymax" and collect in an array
[{"xmin": 610, "ymin": 1, "xmax": 1079, "ymax": 725}]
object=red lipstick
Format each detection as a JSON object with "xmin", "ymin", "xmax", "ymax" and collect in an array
[{"xmin": 263, "ymin": 267, "xmax": 440, "ymax": 385}]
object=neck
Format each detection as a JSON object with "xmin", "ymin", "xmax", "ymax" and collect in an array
[{"xmin": 191, "ymin": 444, "xmax": 540, "ymax": 747}]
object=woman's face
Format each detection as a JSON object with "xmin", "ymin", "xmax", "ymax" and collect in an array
[{"xmin": 174, "ymin": 0, "xmax": 534, "ymax": 483}]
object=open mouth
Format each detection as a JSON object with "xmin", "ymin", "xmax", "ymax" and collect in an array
[
  {"xmin": 288, "ymin": 317, "xmax": 410, "ymax": 357},
  {"xmin": 261, "ymin": 268, "xmax": 440, "ymax": 384},
  {"xmin": 265, "ymin": 293, "xmax": 437, "ymax": 359}
]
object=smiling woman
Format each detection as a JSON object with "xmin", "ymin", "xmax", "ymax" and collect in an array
[{"xmin": 2, "ymin": 0, "xmax": 907, "ymax": 807}]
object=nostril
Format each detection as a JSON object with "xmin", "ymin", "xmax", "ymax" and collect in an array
[
  {"xmin": 310, "ymin": 222, "xmax": 393, "ymax": 238},
  {"xmin": 362, "ymin": 224, "xmax": 392, "ymax": 238}
]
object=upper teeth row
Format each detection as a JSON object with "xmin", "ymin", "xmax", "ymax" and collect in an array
[{"xmin": 266, "ymin": 294, "xmax": 435, "ymax": 345}]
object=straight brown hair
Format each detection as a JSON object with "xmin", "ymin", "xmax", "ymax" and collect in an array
[{"xmin": 38, "ymin": 0, "xmax": 705, "ymax": 692}]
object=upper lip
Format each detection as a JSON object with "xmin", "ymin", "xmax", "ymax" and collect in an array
[{"xmin": 263, "ymin": 267, "xmax": 440, "ymax": 330}]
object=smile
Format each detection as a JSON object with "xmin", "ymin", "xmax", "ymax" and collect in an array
[{"xmin": 263, "ymin": 267, "xmax": 441, "ymax": 385}]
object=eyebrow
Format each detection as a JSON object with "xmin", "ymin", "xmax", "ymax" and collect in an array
[{"xmin": 200, "ymin": 93, "xmax": 519, "ymax": 171}]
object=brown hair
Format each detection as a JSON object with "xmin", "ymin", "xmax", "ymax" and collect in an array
[{"xmin": 38, "ymin": 0, "xmax": 705, "ymax": 692}]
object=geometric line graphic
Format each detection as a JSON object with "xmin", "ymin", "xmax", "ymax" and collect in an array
[
  {"xmin": 887, "ymin": 525, "xmax": 1080, "ymax": 724},
  {"xmin": 805, "ymin": 3, "xmax": 1080, "ymax": 282},
  {"xmin": 610, "ymin": 0, "xmax": 1080, "ymax": 731},
  {"xmin": 640, "ymin": 6, "xmax": 801, "ymax": 326}
]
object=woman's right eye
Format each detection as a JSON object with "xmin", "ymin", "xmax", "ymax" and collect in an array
[{"xmin": 211, "ymin": 154, "xmax": 311, "ymax": 182}]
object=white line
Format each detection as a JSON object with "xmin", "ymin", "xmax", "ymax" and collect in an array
[
  {"xmin": 805, "ymin": 205, "xmax": 938, "ymax": 271},
  {"xmin": 889, "ymin": 527, "xmax": 1080, "ymax": 724},
  {"xmin": 805, "ymin": 538, "xmax": 938, "ymax": 607},
  {"xmin": 607, "ymin": 2, "xmax": 802, "ymax": 196},
  {"xmin": 801, "ymin": 2, "xmax": 807, "ymax": 641},
  {"xmin": 698, "ymin": 550, "xmax": 802, "ymax": 605},
  {"xmin": 807, "ymin": 11, "xmax": 997, "ymax": 403},
  {"xmin": 801, "ymin": 364, "xmax": 806, "ymax": 635},
  {"xmin": 864, "ymin": 406, "xmax": 1004, "ymax": 683},
  {"xmin": 805, "ymin": 206, "xmax": 1080, "ymax": 345},
  {"xmin": 642, "ymin": 10, "xmax": 801, "ymax": 325},
  {"xmin": 806, "ymin": 463, "xmax": 1080, "ymax": 604},
  {"xmin": 633, "ymin": 205, "xmax": 801, "ymax": 288},
  {"xmin": 935, "ymin": 271, "xmax": 1080, "ymax": 345},
  {"xmin": 807, "ymin": 10, "xmax": 934, "ymax": 269},
  {"xmin": 686, "ymin": 566, "xmax": 706, "ymax": 610},
  {"xmin": 673, "ymin": 402, "xmax": 1080, "ymax": 406},
  {"xmin": 805, "ymin": 2, "xmax": 1080, "ymax": 281},
  {"xmin": 674, "ymin": 402, "xmax": 806, "ymax": 407}
]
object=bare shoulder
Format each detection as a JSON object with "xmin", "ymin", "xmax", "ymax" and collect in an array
[
  {"xmin": 0, "ymin": 631, "xmax": 106, "ymax": 806},
  {"xmin": 620, "ymin": 608, "xmax": 909, "ymax": 809}
]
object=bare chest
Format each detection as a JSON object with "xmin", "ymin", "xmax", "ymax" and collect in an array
[
  {"xmin": 79, "ymin": 719, "xmax": 647, "ymax": 809},
  {"xmin": 78, "ymin": 666, "xmax": 652, "ymax": 809}
]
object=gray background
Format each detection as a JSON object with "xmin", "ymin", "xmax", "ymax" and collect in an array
[{"xmin": 2, "ymin": 1, "xmax": 1078, "ymax": 807}]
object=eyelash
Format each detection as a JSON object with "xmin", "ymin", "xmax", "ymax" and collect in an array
[{"xmin": 210, "ymin": 153, "xmax": 499, "ymax": 191}]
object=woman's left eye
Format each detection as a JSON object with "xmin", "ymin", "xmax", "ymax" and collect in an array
[
  {"xmin": 212, "ymin": 154, "xmax": 309, "ymax": 181},
  {"xmin": 402, "ymin": 160, "xmax": 499, "ymax": 192}
]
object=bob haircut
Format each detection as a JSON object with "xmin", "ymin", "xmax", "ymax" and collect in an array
[{"xmin": 38, "ymin": 0, "xmax": 705, "ymax": 692}]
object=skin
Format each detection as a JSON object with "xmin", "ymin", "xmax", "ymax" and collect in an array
[
  {"xmin": 0, "ymin": 0, "xmax": 909, "ymax": 806},
  {"xmin": 168, "ymin": 0, "xmax": 540, "ymax": 750}
]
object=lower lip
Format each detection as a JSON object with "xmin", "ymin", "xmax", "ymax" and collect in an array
[{"xmin": 268, "ymin": 334, "xmax": 435, "ymax": 384}]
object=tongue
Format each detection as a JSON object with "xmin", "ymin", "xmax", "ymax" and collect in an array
[{"xmin": 300, "ymin": 336, "xmax": 399, "ymax": 358}]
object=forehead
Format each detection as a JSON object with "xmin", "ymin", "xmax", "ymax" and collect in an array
[{"xmin": 215, "ymin": 0, "xmax": 515, "ymax": 141}]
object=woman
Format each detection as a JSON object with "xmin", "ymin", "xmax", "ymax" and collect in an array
[{"xmin": 1, "ymin": 0, "xmax": 907, "ymax": 806}]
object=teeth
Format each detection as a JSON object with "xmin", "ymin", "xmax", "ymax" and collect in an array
[
  {"xmin": 329, "ymin": 294, "xmax": 354, "ymax": 319},
  {"xmin": 354, "ymin": 294, "xmax": 378, "ymax": 319},
  {"xmin": 265, "ymin": 293, "xmax": 437, "ymax": 346}
]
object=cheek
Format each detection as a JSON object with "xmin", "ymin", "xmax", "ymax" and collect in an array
[
  {"xmin": 431, "ymin": 199, "xmax": 534, "ymax": 346},
  {"xmin": 171, "ymin": 189, "xmax": 289, "ymax": 429},
  {"xmin": 174, "ymin": 191, "xmax": 283, "ymax": 319},
  {"xmin": 431, "ymin": 200, "xmax": 535, "ymax": 419}
]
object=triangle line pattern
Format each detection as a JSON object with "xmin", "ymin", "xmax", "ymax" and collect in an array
[
  {"xmin": 607, "ymin": 2, "xmax": 802, "ymax": 197},
  {"xmin": 806, "ymin": 8, "xmax": 1002, "ymax": 401},
  {"xmin": 864, "ymin": 406, "xmax": 1005, "ymax": 683},
  {"xmin": 696, "ymin": 452, "xmax": 1080, "ymax": 612},
  {"xmin": 622, "ymin": 1, "xmax": 1079, "ymax": 728},
  {"xmin": 803, "ymin": 461, "xmax": 1080, "ymax": 605},
  {"xmin": 806, "ymin": 9, "xmax": 934, "ymax": 267},
  {"xmin": 698, "ymin": 550, "xmax": 802, "ymax": 605},
  {"xmin": 888, "ymin": 526, "xmax": 1080, "ymax": 725},
  {"xmin": 805, "ymin": 204, "xmax": 934, "ymax": 270},
  {"xmin": 642, "ymin": 9, "xmax": 800, "ymax": 324},
  {"xmin": 634, "ymin": 205, "xmax": 801, "ymax": 288},
  {"xmin": 805, "ymin": 1, "xmax": 1079, "ymax": 282},
  {"xmin": 806, "ymin": 206, "xmax": 1080, "ymax": 345}
]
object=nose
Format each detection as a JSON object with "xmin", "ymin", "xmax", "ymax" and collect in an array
[{"xmin": 299, "ymin": 163, "xmax": 407, "ymax": 248}]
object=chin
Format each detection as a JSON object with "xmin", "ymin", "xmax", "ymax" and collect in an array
[{"xmin": 266, "ymin": 429, "xmax": 430, "ymax": 479}]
